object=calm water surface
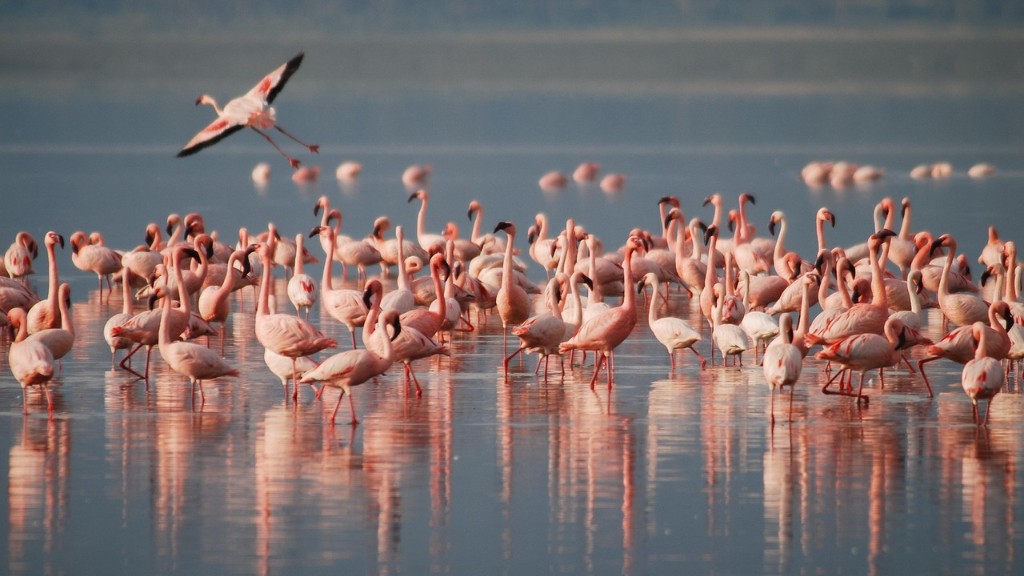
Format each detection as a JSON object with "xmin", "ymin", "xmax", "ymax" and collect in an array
[{"xmin": 2, "ymin": 36, "xmax": 1024, "ymax": 574}]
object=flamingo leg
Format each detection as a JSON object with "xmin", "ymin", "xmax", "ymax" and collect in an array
[
  {"xmin": 855, "ymin": 372, "xmax": 869, "ymax": 403},
  {"xmin": 45, "ymin": 384, "xmax": 53, "ymax": 418},
  {"xmin": 349, "ymin": 392, "xmax": 359, "ymax": 425},
  {"xmin": 787, "ymin": 385, "xmax": 795, "ymax": 422},
  {"xmin": 274, "ymin": 125, "xmax": 320, "ymax": 154},
  {"xmin": 822, "ymin": 368, "xmax": 848, "ymax": 396},
  {"xmin": 692, "ymin": 348, "xmax": 707, "ymax": 370},
  {"xmin": 291, "ymin": 358, "xmax": 299, "ymax": 401},
  {"xmin": 917, "ymin": 356, "xmax": 936, "ymax": 397},
  {"xmin": 250, "ymin": 127, "xmax": 301, "ymax": 168},
  {"xmin": 589, "ymin": 353, "xmax": 606, "ymax": 390},
  {"xmin": 770, "ymin": 387, "xmax": 776, "ymax": 425},
  {"xmin": 330, "ymin": 389, "xmax": 345, "ymax": 425},
  {"xmin": 504, "ymin": 346, "xmax": 525, "ymax": 372},
  {"xmin": 983, "ymin": 399, "xmax": 992, "ymax": 426},
  {"xmin": 350, "ymin": 329, "xmax": 357, "ymax": 350},
  {"xmin": 119, "ymin": 343, "xmax": 146, "ymax": 379}
]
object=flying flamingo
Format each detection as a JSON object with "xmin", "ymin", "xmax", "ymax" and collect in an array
[
  {"xmin": 300, "ymin": 310, "xmax": 401, "ymax": 425},
  {"xmin": 762, "ymin": 313, "xmax": 802, "ymax": 424},
  {"xmin": 639, "ymin": 271, "xmax": 704, "ymax": 370},
  {"xmin": 255, "ymin": 239, "xmax": 337, "ymax": 400},
  {"xmin": 961, "ymin": 321, "xmax": 1004, "ymax": 425},
  {"xmin": 177, "ymin": 52, "xmax": 318, "ymax": 168},
  {"xmin": 26, "ymin": 231, "xmax": 64, "ymax": 334},
  {"xmin": 559, "ymin": 236, "xmax": 643, "ymax": 388},
  {"xmin": 7, "ymin": 308, "xmax": 55, "ymax": 415}
]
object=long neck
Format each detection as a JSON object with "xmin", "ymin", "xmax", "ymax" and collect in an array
[
  {"xmin": 174, "ymin": 253, "xmax": 192, "ymax": 316},
  {"xmin": 899, "ymin": 205, "xmax": 912, "ymax": 239},
  {"xmin": 1005, "ymin": 246, "xmax": 1018, "ymax": 302},
  {"xmin": 868, "ymin": 240, "xmax": 887, "ymax": 309},
  {"xmin": 621, "ymin": 246, "xmax": 637, "ymax": 312},
  {"xmin": 417, "ymin": 198, "xmax": 429, "ymax": 241},
  {"xmin": 219, "ymin": 254, "xmax": 240, "ymax": 297},
  {"xmin": 158, "ymin": 287, "xmax": 173, "ymax": 347},
  {"xmin": 774, "ymin": 216, "xmax": 788, "ymax": 261},
  {"xmin": 257, "ymin": 251, "xmax": 273, "ymax": 318},
  {"xmin": 46, "ymin": 242, "xmax": 60, "ymax": 304},
  {"xmin": 471, "ymin": 208, "xmax": 483, "ymax": 241},
  {"xmin": 59, "ymin": 287, "xmax": 73, "ymax": 334},
  {"xmin": 938, "ymin": 240, "xmax": 955, "ymax": 298},
  {"xmin": 797, "ymin": 281, "xmax": 811, "ymax": 336},
  {"xmin": 817, "ymin": 257, "xmax": 832, "ymax": 305},
  {"xmin": 704, "ymin": 235, "xmax": 718, "ymax": 291},
  {"xmin": 837, "ymin": 262, "xmax": 854, "ymax": 309},
  {"xmin": 815, "ymin": 216, "xmax": 827, "ymax": 252},
  {"xmin": 293, "ymin": 236, "xmax": 304, "ymax": 275},
  {"xmin": 570, "ymin": 276, "xmax": 584, "ymax": 327},
  {"xmin": 121, "ymin": 267, "xmax": 132, "ymax": 315},
  {"xmin": 908, "ymin": 275, "xmax": 922, "ymax": 314},
  {"xmin": 396, "ymin": 229, "xmax": 409, "ymax": 290},
  {"xmin": 648, "ymin": 280, "xmax": 660, "ymax": 325},
  {"xmin": 321, "ymin": 230, "xmax": 335, "ymax": 291},
  {"xmin": 432, "ymin": 261, "xmax": 446, "ymax": 321},
  {"xmin": 362, "ymin": 293, "xmax": 381, "ymax": 343},
  {"xmin": 536, "ymin": 215, "xmax": 547, "ymax": 242}
]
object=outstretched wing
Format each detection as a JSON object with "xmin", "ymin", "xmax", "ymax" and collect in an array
[
  {"xmin": 177, "ymin": 118, "xmax": 244, "ymax": 157},
  {"xmin": 247, "ymin": 52, "xmax": 304, "ymax": 105}
]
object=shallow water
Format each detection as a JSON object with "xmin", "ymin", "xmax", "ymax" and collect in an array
[{"xmin": 2, "ymin": 32, "xmax": 1024, "ymax": 575}]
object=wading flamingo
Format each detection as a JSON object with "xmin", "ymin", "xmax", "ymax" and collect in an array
[
  {"xmin": 762, "ymin": 313, "xmax": 802, "ymax": 424},
  {"xmin": 7, "ymin": 308, "xmax": 55, "ymax": 416},
  {"xmin": 961, "ymin": 321, "xmax": 1004, "ymax": 426}
]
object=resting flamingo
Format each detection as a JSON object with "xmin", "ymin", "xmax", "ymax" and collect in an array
[
  {"xmin": 177, "ymin": 52, "xmax": 318, "ymax": 168},
  {"xmin": 3, "ymin": 232, "xmax": 37, "ymax": 281},
  {"xmin": 255, "ymin": 241, "xmax": 337, "ymax": 401},
  {"xmin": 639, "ymin": 272, "xmax": 704, "ymax": 370},
  {"xmin": 961, "ymin": 321, "xmax": 1004, "ymax": 426},
  {"xmin": 559, "ymin": 236, "xmax": 643, "ymax": 388},
  {"xmin": 301, "ymin": 310, "xmax": 401, "ymax": 425},
  {"xmin": 7, "ymin": 308, "xmax": 55, "ymax": 415},
  {"xmin": 762, "ymin": 313, "xmax": 802, "ymax": 424}
]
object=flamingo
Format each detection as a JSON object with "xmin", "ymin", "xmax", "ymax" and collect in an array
[
  {"xmin": 639, "ymin": 272, "xmax": 704, "ymax": 370},
  {"xmin": 70, "ymin": 230, "xmax": 122, "ymax": 301},
  {"xmin": 918, "ymin": 300, "xmax": 1013, "ymax": 394},
  {"xmin": 978, "ymin": 226, "xmax": 1004, "ymax": 269},
  {"xmin": 935, "ymin": 234, "xmax": 989, "ymax": 328},
  {"xmin": 466, "ymin": 200, "xmax": 506, "ymax": 255},
  {"xmin": 301, "ymin": 310, "xmax": 401, "ymax": 425},
  {"xmin": 505, "ymin": 277, "xmax": 569, "ymax": 377},
  {"xmin": 25, "ymin": 283, "xmax": 75, "ymax": 368},
  {"xmin": 336, "ymin": 161, "xmax": 362, "ymax": 180},
  {"xmin": 3, "ymin": 232, "xmax": 37, "ymax": 281},
  {"xmin": 816, "ymin": 316, "xmax": 911, "ymax": 402},
  {"xmin": 326, "ymin": 210, "xmax": 381, "ymax": 282},
  {"xmin": 888, "ymin": 198, "xmax": 916, "ymax": 277},
  {"xmin": 740, "ymin": 271, "xmax": 780, "ymax": 363},
  {"xmin": 26, "ymin": 231, "xmax": 64, "ymax": 334},
  {"xmin": 961, "ymin": 322, "xmax": 1004, "ymax": 425},
  {"xmin": 559, "ymin": 236, "xmax": 643, "ymax": 388},
  {"xmin": 7, "ymin": 308, "xmax": 55, "ymax": 415},
  {"xmin": 402, "ymin": 164, "xmax": 432, "ymax": 188},
  {"xmin": 104, "ymin": 266, "xmax": 136, "ymax": 368},
  {"xmin": 763, "ymin": 313, "xmax": 802, "ymax": 424},
  {"xmin": 407, "ymin": 189, "xmax": 446, "ymax": 254},
  {"xmin": 711, "ymin": 283, "xmax": 750, "ymax": 366},
  {"xmin": 493, "ymin": 222, "xmax": 532, "ymax": 353},
  {"xmin": 198, "ymin": 248, "xmax": 252, "ymax": 339},
  {"xmin": 528, "ymin": 213, "xmax": 559, "ymax": 277},
  {"xmin": 157, "ymin": 274, "xmax": 239, "ymax": 405},
  {"xmin": 573, "ymin": 162, "xmax": 601, "ymax": 183},
  {"xmin": 255, "ymin": 241, "xmax": 337, "ymax": 400},
  {"xmin": 286, "ymin": 233, "xmax": 318, "ymax": 319},
  {"xmin": 177, "ymin": 52, "xmax": 318, "ymax": 168},
  {"xmin": 300, "ymin": 222, "xmax": 366, "ymax": 347}
]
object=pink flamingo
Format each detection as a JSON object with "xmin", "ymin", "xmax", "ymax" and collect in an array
[
  {"xmin": 177, "ymin": 52, "xmax": 318, "ymax": 168},
  {"xmin": 961, "ymin": 321, "xmax": 1004, "ymax": 425},
  {"xmin": 493, "ymin": 222, "xmax": 531, "ymax": 353},
  {"xmin": 407, "ymin": 189, "xmax": 446, "ymax": 254},
  {"xmin": 573, "ymin": 162, "xmax": 601, "ymax": 183},
  {"xmin": 806, "ymin": 230, "xmax": 895, "ymax": 347},
  {"xmin": 918, "ymin": 300, "xmax": 1013, "ymax": 393},
  {"xmin": 505, "ymin": 276, "xmax": 569, "ymax": 377},
  {"xmin": 935, "ymin": 234, "xmax": 989, "ymax": 328},
  {"xmin": 538, "ymin": 171, "xmax": 568, "ymax": 191},
  {"xmin": 816, "ymin": 316, "xmax": 911, "ymax": 402},
  {"xmin": 255, "ymin": 240, "xmax": 337, "ymax": 400},
  {"xmin": 763, "ymin": 313, "xmax": 802, "ymax": 424},
  {"xmin": 25, "ymin": 283, "xmax": 75, "ymax": 368},
  {"xmin": 26, "ymin": 231, "xmax": 64, "ymax": 334},
  {"xmin": 559, "ymin": 236, "xmax": 643, "ymax": 388},
  {"xmin": 104, "ymin": 266, "xmax": 136, "ymax": 367},
  {"xmin": 639, "ymin": 271, "xmax": 704, "ymax": 370},
  {"xmin": 198, "ymin": 248, "xmax": 252, "ymax": 341},
  {"xmin": 301, "ymin": 310, "xmax": 401, "ymax": 425},
  {"xmin": 70, "ymin": 231, "xmax": 122, "ymax": 301},
  {"xmin": 157, "ymin": 275, "xmax": 238, "ymax": 405},
  {"xmin": 336, "ymin": 161, "xmax": 362, "ymax": 180},
  {"xmin": 6, "ymin": 308, "xmax": 55, "ymax": 415},
  {"xmin": 402, "ymin": 164, "xmax": 432, "ymax": 188},
  {"xmin": 3, "ymin": 232, "xmax": 37, "ymax": 281},
  {"xmin": 399, "ymin": 253, "xmax": 449, "ymax": 339},
  {"xmin": 711, "ymin": 283, "xmax": 750, "ymax": 366},
  {"xmin": 286, "ymin": 233, "xmax": 318, "ymax": 319}
]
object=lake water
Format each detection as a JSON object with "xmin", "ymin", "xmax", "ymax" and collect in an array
[{"xmin": 2, "ymin": 30, "xmax": 1024, "ymax": 574}]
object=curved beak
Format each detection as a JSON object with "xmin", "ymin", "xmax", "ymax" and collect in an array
[
  {"xmin": 407, "ymin": 192, "xmax": 418, "ymax": 203},
  {"xmin": 57, "ymin": 234, "xmax": 65, "ymax": 249}
]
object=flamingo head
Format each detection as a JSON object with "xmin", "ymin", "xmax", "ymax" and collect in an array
[
  {"xmin": 739, "ymin": 192, "xmax": 756, "ymax": 206},
  {"xmin": 901, "ymin": 197, "xmax": 911, "ymax": 217},
  {"xmin": 768, "ymin": 211, "xmax": 784, "ymax": 236},
  {"xmin": 727, "ymin": 210, "xmax": 739, "ymax": 233},
  {"xmin": 69, "ymin": 231, "xmax": 88, "ymax": 255},
  {"xmin": 45, "ymin": 231, "xmax": 64, "ymax": 250},
  {"xmin": 467, "ymin": 200, "xmax": 482, "ymax": 220},
  {"xmin": 663, "ymin": 207, "xmax": 682, "ymax": 229},
  {"xmin": 658, "ymin": 195, "xmax": 680, "ymax": 208},
  {"xmin": 527, "ymin": 225, "xmax": 538, "ymax": 245},
  {"xmin": 313, "ymin": 195, "xmax": 330, "ymax": 217},
  {"xmin": 493, "ymin": 221, "xmax": 515, "ymax": 236},
  {"xmin": 703, "ymin": 225, "xmax": 718, "ymax": 247},
  {"xmin": 818, "ymin": 207, "xmax": 836, "ymax": 228},
  {"xmin": 363, "ymin": 279, "xmax": 383, "ymax": 310},
  {"xmin": 166, "ymin": 213, "xmax": 180, "ymax": 236}
]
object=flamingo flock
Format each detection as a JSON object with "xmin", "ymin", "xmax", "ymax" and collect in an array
[{"xmin": 3, "ymin": 181, "xmax": 1021, "ymax": 427}]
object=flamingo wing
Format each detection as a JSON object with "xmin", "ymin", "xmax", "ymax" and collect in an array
[
  {"xmin": 177, "ymin": 118, "xmax": 244, "ymax": 158},
  {"xmin": 247, "ymin": 52, "xmax": 304, "ymax": 105}
]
